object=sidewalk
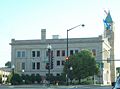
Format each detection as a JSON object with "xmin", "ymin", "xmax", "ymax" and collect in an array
[{"xmin": 0, "ymin": 84, "xmax": 112, "ymax": 88}]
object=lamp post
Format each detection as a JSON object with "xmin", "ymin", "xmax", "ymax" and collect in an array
[
  {"xmin": 66, "ymin": 24, "xmax": 85, "ymax": 85},
  {"xmin": 11, "ymin": 65, "xmax": 15, "ymax": 85},
  {"xmin": 47, "ymin": 43, "xmax": 52, "ymax": 85},
  {"xmin": 69, "ymin": 66, "xmax": 73, "ymax": 84},
  {"xmin": 22, "ymin": 69, "xmax": 24, "ymax": 75},
  {"xmin": 22, "ymin": 69, "xmax": 25, "ymax": 83}
]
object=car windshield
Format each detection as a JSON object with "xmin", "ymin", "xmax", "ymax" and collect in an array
[{"xmin": 114, "ymin": 77, "xmax": 120, "ymax": 88}]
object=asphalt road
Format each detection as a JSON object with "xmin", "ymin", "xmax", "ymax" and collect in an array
[{"xmin": 0, "ymin": 85, "xmax": 113, "ymax": 89}]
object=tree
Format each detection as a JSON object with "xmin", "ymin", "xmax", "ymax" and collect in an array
[
  {"xmin": 5, "ymin": 61, "xmax": 11, "ymax": 68},
  {"xmin": 54, "ymin": 74, "xmax": 66, "ymax": 85},
  {"xmin": 6, "ymin": 73, "xmax": 14, "ymax": 84},
  {"xmin": 24, "ymin": 74, "xmax": 31, "ymax": 84},
  {"xmin": 30, "ymin": 74, "xmax": 36, "ymax": 83},
  {"xmin": 10, "ymin": 73, "xmax": 22, "ymax": 85},
  {"xmin": 36, "ymin": 74, "xmax": 42, "ymax": 83},
  {"xmin": 63, "ymin": 49, "xmax": 99, "ymax": 84}
]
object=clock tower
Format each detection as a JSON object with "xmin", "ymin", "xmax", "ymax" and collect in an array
[{"xmin": 104, "ymin": 11, "xmax": 116, "ymax": 83}]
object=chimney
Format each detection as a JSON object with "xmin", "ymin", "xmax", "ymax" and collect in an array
[
  {"xmin": 52, "ymin": 35, "xmax": 59, "ymax": 39},
  {"xmin": 41, "ymin": 29, "xmax": 46, "ymax": 40}
]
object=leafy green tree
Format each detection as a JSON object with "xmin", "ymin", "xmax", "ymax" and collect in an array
[
  {"xmin": 30, "ymin": 74, "xmax": 36, "ymax": 83},
  {"xmin": 36, "ymin": 74, "xmax": 42, "ymax": 83},
  {"xmin": 5, "ymin": 61, "xmax": 11, "ymax": 68},
  {"xmin": 64, "ymin": 49, "xmax": 99, "ymax": 84},
  {"xmin": 54, "ymin": 74, "xmax": 66, "ymax": 85},
  {"xmin": 6, "ymin": 73, "xmax": 12, "ymax": 83},
  {"xmin": 46, "ymin": 74, "xmax": 54, "ymax": 83},
  {"xmin": 21, "ymin": 74, "xmax": 26, "ymax": 84},
  {"xmin": 11, "ymin": 73, "xmax": 22, "ymax": 85},
  {"xmin": 24, "ymin": 74, "xmax": 31, "ymax": 84}
]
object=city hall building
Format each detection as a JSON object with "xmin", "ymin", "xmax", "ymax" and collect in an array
[{"xmin": 10, "ymin": 12, "xmax": 116, "ymax": 85}]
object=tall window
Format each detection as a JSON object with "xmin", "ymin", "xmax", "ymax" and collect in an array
[
  {"xmin": 57, "ymin": 50, "xmax": 60, "ymax": 56},
  {"xmin": 57, "ymin": 61, "xmax": 60, "ymax": 66},
  {"xmin": 17, "ymin": 51, "xmax": 26, "ymax": 58},
  {"xmin": 17, "ymin": 51, "xmax": 21, "ymax": 58},
  {"xmin": 70, "ymin": 50, "xmax": 74, "ymax": 55},
  {"xmin": 37, "ymin": 62, "xmax": 40, "ymax": 69},
  {"xmin": 22, "ymin": 62, "xmax": 25, "ymax": 69},
  {"xmin": 46, "ymin": 51, "xmax": 48, "ymax": 57},
  {"xmin": 56, "ymin": 73, "xmax": 60, "ymax": 76},
  {"xmin": 37, "ymin": 51, "xmax": 40, "ymax": 57},
  {"xmin": 32, "ymin": 62, "xmax": 35, "ymax": 69},
  {"xmin": 62, "ymin": 60, "xmax": 65, "ymax": 65},
  {"xmin": 32, "ymin": 51, "xmax": 35, "ymax": 57},
  {"xmin": 75, "ymin": 50, "xmax": 78, "ymax": 54},
  {"xmin": 62, "ymin": 50, "xmax": 65, "ymax": 56},
  {"xmin": 92, "ymin": 49, "xmax": 96, "ymax": 56},
  {"xmin": 32, "ymin": 50, "xmax": 40, "ymax": 57},
  {"xmin": 22, "ymin": 51, "xmax": 25, "ymax": 57},
  {"xmin": 46, "ymin": 50, "xmax": 53, "ymax": 57}
]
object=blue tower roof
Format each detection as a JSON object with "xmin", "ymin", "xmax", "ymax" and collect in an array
[{"xmin": 105, "ymin": 12, "xmax": 113, "ymax": 23}]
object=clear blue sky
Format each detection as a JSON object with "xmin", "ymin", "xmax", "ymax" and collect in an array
[{"xmin": 0, "ymin": 0, "xmax": 120, "ymax": 67}]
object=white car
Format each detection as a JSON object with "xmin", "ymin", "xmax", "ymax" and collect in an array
[{"xmin": 112, "ymin": 77, "xmax": 120, "ymax": 89}]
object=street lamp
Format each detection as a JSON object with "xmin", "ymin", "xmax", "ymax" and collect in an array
[
  {"xmin": 47, "ymin": 43, "xmax": 52, "ymax": 85},
  {"xmin": 70, "ymin": 66, "xmax": 73, "ymax": 71},
  {"xmin": 66, "ymin": 24, "xmax": 85, "ymax": 85},
  {"xmin": 22, "ymin": 69, "xmax": 24, "ymax": 75},
  {"xmin": 22, "ymin": 69, "xmax": 25, "ymax": 83},
  {"xmin": 70, "ymin": 66, "xmax": 73, "ymax": 84}
]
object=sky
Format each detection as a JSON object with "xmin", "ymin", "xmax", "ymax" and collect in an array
[{"xmin": 0, "ymin": 0, "xmax": 120, "ymax": 67}]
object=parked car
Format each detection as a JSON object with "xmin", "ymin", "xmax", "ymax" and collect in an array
[{"xmin": 112, "ymin": 77, "xmax": 120, "ymax": 89}]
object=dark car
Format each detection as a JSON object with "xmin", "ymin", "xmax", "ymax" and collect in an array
[{"xmin": 112, "ymin": 77, "xmax": 120, "ymax": 89}]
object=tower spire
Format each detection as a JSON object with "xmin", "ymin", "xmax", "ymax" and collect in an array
[{"xmin": 103, "ymin": 11, "xmax": 113, "ymax": 31}]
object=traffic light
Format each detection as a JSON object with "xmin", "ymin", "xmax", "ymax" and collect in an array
[
  {"xmin": 66, "ymin": 57, "xmax": 69, "ymax": 61},
  {"xmin": 46, "ymin": 63, "xmax": 49, "ymax": 69},
  {"xmin": 51, "ymin": 57, "xmax": 54, "ymax": 69}
]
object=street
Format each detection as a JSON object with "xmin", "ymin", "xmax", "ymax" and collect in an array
[{"xmin": 0, "ymin": 85, "xmax": 113, "ymax": 89}]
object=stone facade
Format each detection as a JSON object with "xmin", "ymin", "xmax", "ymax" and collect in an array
[{"xmin": 10, "ymin": 31, "xmax": 111, "ymax": 85}]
